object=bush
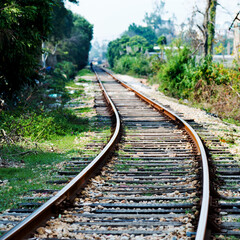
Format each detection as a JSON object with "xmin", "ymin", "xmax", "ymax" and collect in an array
[
  {"xmin": 150, "ymin": 39, "xmax": 240, "ymax": 121},
  {"xmin": 153, "ymin": 39, "xmax": 240, "ymax": 99},
  {"xmin": 156, "ymin": 42, "xmax": 194, "ymax": 98},
  {"xmin": 0, "ymin": 107, "xmax": 87, "ymax": 141},
  {"xmin": 114, "ymin": 54, "xmax": 151, "ymax": 76},
  {"xmin": 54, "ymin": 61, "xmax": 76, "ymax": 80},
  {"xmin": 78, "ymin": 68, "xmax": 92, "ymax": 76},
  {"xmin": 114, "ymin": 55, "xmax": 135, "ymax": 74}
]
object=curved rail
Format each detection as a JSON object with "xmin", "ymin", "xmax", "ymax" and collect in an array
[
  {"xmin": 0, "ymin": 67, "xmax": 121, "ymax": 240},
  {"xmin": 103, "ymin": 68, "xmax": 210, "ymax": 240}
]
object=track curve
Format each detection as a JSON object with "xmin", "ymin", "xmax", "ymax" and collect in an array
[
  {"xmin": 102, "ymin": 67, "xmax": 210, "ymax": 240},
  {"xmin": 0, "ymin": 66, "xmax": 210, "ymax": 240}
]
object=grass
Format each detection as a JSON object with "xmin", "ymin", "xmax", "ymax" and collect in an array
[
  {"xmin": 77, "ymin": 77, "xmax": 92, "ymax": 83},
  {"xmin": 115, "ymin": 164, "xmax": 133, "ymax": 171},
  {"xmin": 65, "ymin": 80, "xmax": 81, "ymax": 88},
  {"xmin": 223, "ymin": 118, "xmax": 240, "ymax": 126},
  {"xmin": 74, "ymin": 107, "xmax": 92, "ymax": 113},
  {"xmin": 77, "ymin": 68, "xmax": 94, "ymax": 77},
  {"xmin": 0, "ymin": 152, "xmax": 65, "ymax": 212},
  {"xmin": 70, "ymin": 89, "xmax": 85, "ymax": 98},
  {"xmin": 0, "ymin": 67, "xmax": 112, "ymax": 214}
]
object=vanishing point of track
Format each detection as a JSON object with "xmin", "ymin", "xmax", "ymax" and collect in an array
[{"xmin": 1, "ymin": 66, "xmax": 209, "ymax": 239}]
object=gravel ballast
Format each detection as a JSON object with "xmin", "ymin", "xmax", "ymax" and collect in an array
[{"xmin": 114, "ymin": 73, "xmax": 240, "ymax": 157}]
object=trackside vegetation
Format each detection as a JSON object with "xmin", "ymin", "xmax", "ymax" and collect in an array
[
  {"xmin": 0, "ymin": 68, "xmax": 111, "ymax": 213},
  {"xmin": 108, "ymin": 37, "xmax": 240, "ymax": 122},
  {"xmin": 0, "ymin": 0, "xmax": 95, "ymax": 215},
  {"xmin": 0, "ymin": 0, "xmax": 93, "ymax": 101},
  {"xmin": 150, "ymin": 41, "xmax": 240, "ymax": 122},
  {"xmin": 106, "ymin": 0, "xmax": 240, "ymax": 123}
]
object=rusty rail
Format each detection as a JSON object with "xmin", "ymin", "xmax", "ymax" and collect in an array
[
  {"xmin": 0, "ymin": 67, "xmax": 121, "ymax": 240},
  {"xmin": 1, "ymin": 66, "xmax": 209, "ymax": 240},
  {"xmin": 103, "ymin": 67, "xmax": 210, "ymax": 240}
]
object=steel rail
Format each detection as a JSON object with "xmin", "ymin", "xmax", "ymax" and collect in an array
[
  {"xmin": 103, "ymin": 67, "xmax": 210, "ymax": 240},
  {"xmin": 0, "ymin": 67, "xmax": 121, "ymax": 240}
]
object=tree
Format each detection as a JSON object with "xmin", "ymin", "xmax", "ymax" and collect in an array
[
  {"xmin": 127, "ymin": 36, "xmax": 151, "ymax": 54},
  {"xmin": 0, "ymin": 0, "xmax": 55, "ymax": 99},
  {"xmin": 107, "ymin": 35, "xmax": 153, "ymax": 69},
  {"xmin": 58, "ymin": 14, "xmax": 93, "ymax": 69},
  {"xmin": 44, "ymin": 2, "xmax": 74, "ymax": 67},
  {"xmin": 50, "ymin": 2, "xmax": 74, "ymax": 43},
  {"xmin": 197, "ymin": 0, "xmax": 218, "ymax": 56},
  {"xmin": 0, "ymin": 0, "xmax": 79, "ymax": 100},
  {"xmin": 125, "ymin": 23, "xmax": 157, "ymax": 45},
  {"xmin": 143, "ymin": 0, "xmax": 175, "ymax": 41},
  {"xmin": 157, "ymin": 35, "xmax": 167, "ymax": 45},
  {"xmin": 207, "ymin": 0, "xmax": 217, "ymax": 55},
  {"xmin": 107, "ymin": 35, "xmax": 130, "ymax": 68},
  {"xmin": 144, "ymin": 0, "xmax": 165, "ymax": 32}
]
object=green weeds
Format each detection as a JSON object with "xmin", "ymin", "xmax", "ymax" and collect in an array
[
  {"xmin": 114, "ymin": 54, "xmax": 151, "ymax": 76},
  {"xmin": 149, "ymin": 40, "xmax": 240, "ymax": 122},
  {"xmin": 0, "ymin": 108, "xmax": 89, "ymax": 141},
  {"xmin": 77, "ymin": 68, "xmax": 94, "ymax": 76},
  {"xmin": 0, "ymin": 151, "xmax": 65, "ymax": 212},
  {"xmin": 0, "ymin": 67, "xmax": 111, "ymax": 213}
]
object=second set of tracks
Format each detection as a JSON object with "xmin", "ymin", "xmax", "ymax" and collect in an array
[{"xmin": 1, "ymin": 66, "xmax": 210, "ymax": 239}]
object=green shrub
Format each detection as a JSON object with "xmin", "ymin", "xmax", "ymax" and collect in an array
[
  {"xmin": 150, "ymin": 39, "xmax": 240, "ymax": 121},
  {"xmin": 114, "ymin": 55, "xmax": 135, "ymax": 74},
  {"xmin": 54, "ymin": 61, "xmax": 76, "ymax": 80},
  {"xmin": 77, "ymin": 68, "xmax": 93, "ymax": 76},
  {"xmin": 153, "ymin": 39, "xmax": 240, "ymax": 99},
  {"xmin": 156, "ymin": 42, "xmax": 193, "ymax": 98},
  {"xmin": 0, "ymin": 107, "xmax": 87, "ymax": 141},
  {"xmin": 114, "ymin": 54, "xmax": 151, "ymax": 76}
]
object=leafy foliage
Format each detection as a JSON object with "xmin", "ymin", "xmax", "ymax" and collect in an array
[
  {"xmin": 0, "ymin": 107, "xmax": 87, "ymax": 141},
  {"xmin": 107, "ymin": 35, "xmax": 151, "ymax": 69},
  {"xmin": 54, "ymin": 61, "xmax": 76, "ymax": 80},
  {"xmin": 150, "ymin": 39, "xmax": 240, "ymax": 120},
  {"xmin": 153, "ymin": 40, "xmax": 240, "ymax": 99},
  {"xmin": 57, "ymin": 14, "xmax": 93, "ymax": 70},
  {"xmin": 114, "ymin": 54, "xmax": 151, "ymax": 76},
  {"xmin": 125, "ymin": 23, "xmax": 157, "ymax": 45},
  {"xmin": 0, "ymin": 0, "xmax": 55, "ymax": 99},
  {"xmin": 107, "ymin": 35, "xmax": 131, "ymax": 68},
  {"xmin": 156, "ymin": 41, "xmax": 193, "ymax": 98},
  {"xmin": 50, "ymin": 1, "xmax": 74, "ymax": 42},
  {"xmin": 0, "ymin": 0, "xmax": 92, "ymax": 101},
  {"xmin": 157, "ymin": 35, "xmax": 167, "ymax": 45}
]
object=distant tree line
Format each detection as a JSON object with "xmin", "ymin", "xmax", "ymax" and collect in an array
[
  {"xmin": 0, "ymin": 0, "xmax": 93, "ymax": 100},
  {"xmin": 107, "ymin": 0, "xmax": 174, "ymax": 75},
  {"xmin": 106, "ymin": 0, "xmax": 240, "ymax": 122}
]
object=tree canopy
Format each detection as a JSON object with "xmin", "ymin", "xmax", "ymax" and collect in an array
[
  {"xmin": 143, "ymin": 0, "xmax": 175, "ymax": 41},
  {"xmin": 58, "ymin": 14, "xmax": 93, "ymax": 69},
  {"xmin": 125, "ymin": 23, "xmax": 157, "ymax": 45},
  {"xmin": 107, "ymin": 35, "xmax": 152, "ymax": 68},
  {"xmin": 0, "ymin": 0, "xmax": 55, "ymax": 98},
  {"xmin": 0, "ymin": 0, "xmax": 93, "ymax": 100}
]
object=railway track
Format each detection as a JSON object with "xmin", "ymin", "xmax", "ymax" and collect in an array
[
  {"xmin": 0, "ymin": 66, "xmax": 210, "ymax": 239},
  {"xmin": 0, "ymin": 74, "xmax": 113, "ymax": 238},
  {"xmin": 186, "ymin": 120, "xmax": 240, "ymax": 239}
]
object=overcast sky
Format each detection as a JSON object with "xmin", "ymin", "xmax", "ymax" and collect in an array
[{"xmin": 66, "ymin": 0, "xmax": 240, "ymax": 42}]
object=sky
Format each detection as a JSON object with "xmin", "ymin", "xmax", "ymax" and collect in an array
[{"xmin": 66, "ymin": 0, "xmax": 240, "ymax": 42}]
